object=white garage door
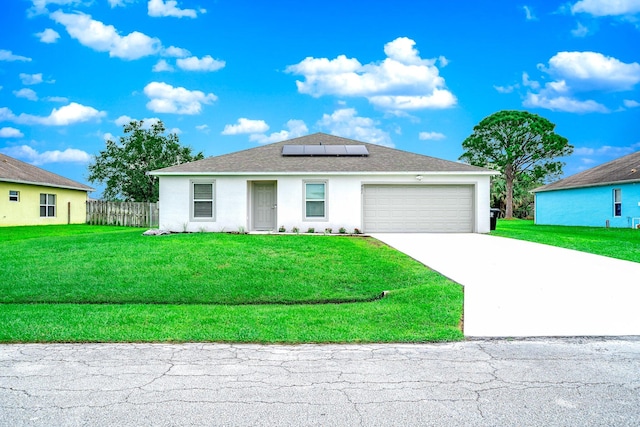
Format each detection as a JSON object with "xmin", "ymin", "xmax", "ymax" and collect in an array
[{"xmin": 363, "ymin": 185, "xmax": 474, "ymax": 232}]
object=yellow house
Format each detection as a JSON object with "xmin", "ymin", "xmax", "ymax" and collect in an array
[{"xmin": 0, "ymin": 153, "xmax": 94, "ymax": 226}]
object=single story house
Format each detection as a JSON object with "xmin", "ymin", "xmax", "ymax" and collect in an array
[
  {"xmin": 0, "ymin": 153, "xmax": 94, "ymax": 226},
  {"xmin": 532, "ymin": 150, "xmax": 640, "ymax": 228},
  {"xmin": 150, "ymin": 133, "xmax": 496, "ymax": 233}
]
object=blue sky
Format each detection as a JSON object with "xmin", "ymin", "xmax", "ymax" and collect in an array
[{"xmin": 1, "ymin": 0, "xmax": 639, "ymax": 196}]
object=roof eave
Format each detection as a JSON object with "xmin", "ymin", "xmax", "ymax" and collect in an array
[
  {"xmin": 532, "ymin": 178, "xmax": 640, "ymax": 193},
  {"xmin": 0, "ymin": 178, "xmax": 95, "ymax": 192},
  {"xmin": 150, "ymin": 170, "xmax": 497, "ymax": 177}
]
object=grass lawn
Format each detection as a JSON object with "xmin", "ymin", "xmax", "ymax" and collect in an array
[
  {"xmin": 491, "ymin": 219, "xmax": 640, "ymax": 263},
  {"xmin": 0, "ymin": 225, "xmax": 463, "ymax": 343}
]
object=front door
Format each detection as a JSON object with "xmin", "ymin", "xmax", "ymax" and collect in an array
[{"xmin": 252, "ymin": 181, "xmax": 276, "ymax": 231}]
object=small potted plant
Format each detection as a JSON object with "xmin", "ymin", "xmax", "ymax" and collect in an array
[
  {"xmin": 339, "ymin": 227, "xmax": 346, "ymax": 234},
  {"xmin": 307, "ymin": 227, "xmax": 315, "ymax": 233},
  {"xmin": 324, "ymin": 227, "xmax": 332, "ymax": 234},
  {"xmin": 292, "ymin": 226, "xmax": 299, "ymax": 234},
  {"xmin": 278, "ymin": 225, "xmax": 286, "ymax": 233}
]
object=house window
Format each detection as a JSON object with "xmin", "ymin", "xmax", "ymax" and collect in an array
[
  {"xmin": 304, "ymin": 181, "xmax": 327, "ymax": 219},
  {"xmin": 191, "ymin": 180, "xmax": 215, "ymax": 220},
  {"xmin": 613, "ymin": 188, "xmax": 621, "ymax": 217},
  {"xmin": 9, "ymin": 190, "xmax": 19, "ymax": 202},
  {"xmin": 40, "ymin": 193, "xmax": 56, "ymax": 217}
]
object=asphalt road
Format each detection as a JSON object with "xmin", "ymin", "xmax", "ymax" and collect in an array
[{"xmin": 2, "ymin": 338, "xmax": 639, "ymax": 426}]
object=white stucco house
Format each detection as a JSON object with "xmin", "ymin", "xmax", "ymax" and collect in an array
[{"xmin": 150, "ymin": 133, "xmax": 496, "ymax": 233}]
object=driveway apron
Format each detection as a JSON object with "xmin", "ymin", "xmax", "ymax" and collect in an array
[{"xmin": 371, "ymin": 233, "xmax": 640, "ymax": 337}]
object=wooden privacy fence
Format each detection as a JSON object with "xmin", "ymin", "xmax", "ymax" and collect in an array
[{"xmin": 86, "ymin": 201, "xmax": 159, "ymax": 228}]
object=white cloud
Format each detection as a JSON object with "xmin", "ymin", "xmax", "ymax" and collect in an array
[
  {"xmin": 419, "ymin": 131, "xmax": 446, "ymax": 141},
  {"xmin": 249, "ymin": 120, "xmax": 308, "ymax": 144},
  {"xmin": 114, "ymin": 115, "xmax": 161, "ymax": 128},
  {"xmin": 162, "ymin": 46, "xmax": 190, "ymax": 57},
  {"xmin": 0, "ymin": 49, "xmax": 31, "ymax": 62},
  {"xmin": 45, "ymin": 96, "xmax": 69, "ymax": 103},
  {"xmin": 20, "ymin": 73, "xmax": 44, "ymax": 85},
  {"xmin": 0, "ymin": 145, "xmax": 91, "ymax": 165},
  {"xmin": 35, "ymin": 28, "xmax": 60, "ymax": 43},
  {"xmin": 50, "ymin": 11, "xmax": 161, "ymax": 60},
  {"xmin": 523, "ymin": 51, "xmax": 640, "ymax": 113},
  {"xmin": 148, "ymin": 0, "xmax": 200, "ymax": 18},
  {"xmin": 522, "ymin": 72, "xmax": 541, "ymax": 90},
  {"xmin": 196, "ymin": 124, "xmax": 209, "ymax": 133},
  {"xmin": 1, "ymin": 103, "xmax": 106, "ymax": 126},
  {"xmin": 143, "ymin": 82, "xmax": 217, "ymax": 114},
  {"xmin": 523, "ymin": 5, "xmax": 537, "ymax": 20},
  {"xmin": 624, "ymin": 99, "xmax": 640, "ymax": 107},
  {"xmin": 176, "ymin": 55, "xmax": 225, "ymax": 72},
  {"xmin": 28, "ymin": 0, "xmax": 83, "ymax": 15},
  {"xmin": 153, "ymin": 59, "xmax": 174, "ymax": 72},
  {"xmin": 0, "ymin": 127, "xmax": 24, "ymax": 138},
  {"xmin": 571, "ymin": 0, "xmax": 640, "ymax": 16},
  {"xmin": 572, "ymin": 22, "xmax": 590, "ymax": 37},
  {"xmin": 114, "ymin": 115, "xmax": 133, "ymax": 126},
  {"xmin": 14, "ymin": 89, "xmax": 38, "ymax": 101},
  {"xmin": 317, "ymin": 108, "xmax": 393, "ymax": 147},
  {"xmin": 222, "ymin": 118, "xmax": 269, "ymax": 135},
  {"xmin": 286, "ymin": 37, "xmax": 456, "ymax": 112},
  {"xmin": 108, "ymin": 0, "xmax": 127, "ymax": 7},
  {"xmin": 574, "ymin": 143, "xmax": 640, "ymax": 158},
  {"xmin": 494, "ymin": 84, "xmax": 518, "ymax": 93},
  {"xmin": 523, "ymin": 93, "xmax": 608, "ymax": 113},
  {"xmin": 544, "ymin": 51, "xmax": 640, "ymax": 91},
  {"xmin": 42, "ymin": 103, "xmax": 106, "ymax": 125}
]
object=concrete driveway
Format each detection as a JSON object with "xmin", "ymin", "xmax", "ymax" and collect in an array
[{"xmin": 372, "ymin": 233, "xmax": 640, "ymax": 337}]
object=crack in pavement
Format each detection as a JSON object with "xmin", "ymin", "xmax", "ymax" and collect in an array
[{"xmin": 1, "ymin": 339, "xmax": 640, "ymax": 427}]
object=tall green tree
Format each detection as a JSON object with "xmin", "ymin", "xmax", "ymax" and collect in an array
[
  {"xmin": 88, "ymin": 120, "xmax": 204, "ymax": 202},
  {"xmin": 459, "ymin": 110, "xmax": 572, "ymax": 218}
]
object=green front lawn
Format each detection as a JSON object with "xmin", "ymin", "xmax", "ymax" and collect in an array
[
  {"xmin": 491, "ymin": 220, "xmax": 640, "ymax": 263},
  {"xmin": 0, "ymin": 225, "xmax": 463, "ymax": 343}
]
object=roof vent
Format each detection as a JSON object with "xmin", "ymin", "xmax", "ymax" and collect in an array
[{"xmin": 282, "ymin": 145, "xmax": 369, "ymax": 157}]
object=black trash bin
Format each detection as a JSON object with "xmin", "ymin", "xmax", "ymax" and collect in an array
[{"xmin": 489, "ymin": 208, "xmax": 501, "ymax": 231}]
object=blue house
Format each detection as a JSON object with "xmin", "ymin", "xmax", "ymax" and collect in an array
[{"xmin": 532, "ymin": 151, "xmax": 640, "ymax": 228}]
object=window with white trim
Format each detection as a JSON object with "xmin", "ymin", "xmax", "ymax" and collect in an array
[
  {"xmin": 9, "ymin": 190, "xmax": 19, "ymax": 202},
  {"xmin": 613, "ymin": 188, "xmax": 621, "ymax": 217},
  {"xmin": 191, "ymin": 181, "xmax": 215, "ymax": 220},
  {"xmin": 304, "ymin": 181, "xmax": 327, "ymax": 220},
  {"xmin": 40, "ymin": 193, "xmax": 56, "ymax": 217}
]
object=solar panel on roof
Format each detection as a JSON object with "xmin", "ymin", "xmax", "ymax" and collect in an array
[
  {"xmin": 345, "ymin": 145, "xmax": 369, "ymax": 155},
  {"xmin": 324, "ymin": 145, "xmax": 348, "ymax": 155},
  {"xmin": 304, "ymin": 145, "xmax": 326, "ymax": 155},
  {"xmin": 282, "ymin": 145, "xmax": 369, "ymax": 156},
  {"xmin": 282, "ymin": 145, "xmax": 304, "ymax": 155}
]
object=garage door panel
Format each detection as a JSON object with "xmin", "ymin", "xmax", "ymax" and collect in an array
[{"xmin": 363, "ymin": 185, "xmax": 474, "ymax": 232}]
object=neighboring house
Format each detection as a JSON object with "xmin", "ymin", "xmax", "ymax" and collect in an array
[
  {"xmin": 0, "ymin": 153, "xmax": 94, "ymax": 226},
  {"xmin": 150, "ymin": 133, "xmax": 496, "ymax": 233},
  {"xmin": 532, "ymin": 151, "xmax": 640, "ymax": 228}
]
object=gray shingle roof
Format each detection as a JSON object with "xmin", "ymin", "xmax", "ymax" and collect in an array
[
  {"xmin": 0, "ymin": 153, "xmax": 94, "ymax": 192},
  {"xmin": 151, "ymin": 133, "xmax": 491, "ymax": 175},
  {"xmin": 533, "ymin": 150, "xmax": 640, "ymax": 193}
]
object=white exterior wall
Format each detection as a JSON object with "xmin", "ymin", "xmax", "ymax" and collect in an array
[{"xmin": 158, "ymin": 173, "xmax": 492, "ymax": 233}]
